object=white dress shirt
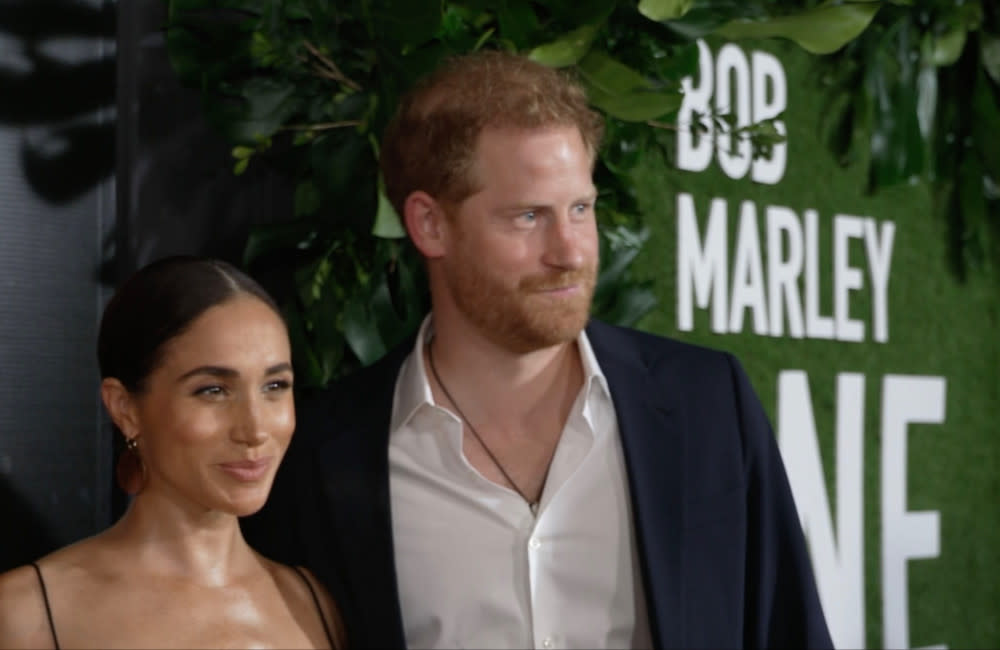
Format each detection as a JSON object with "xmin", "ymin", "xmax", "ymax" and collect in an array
[{"xmin": 388, "ymin": 317, "xmax": 652, "ymax": 649}]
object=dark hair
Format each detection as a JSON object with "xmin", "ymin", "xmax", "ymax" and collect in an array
[
  {"xmin": 380, "ymin": 50, "xmax": 604, "ymax": 217},
  {"xmin": 97, "ymin": 256, "xmax": 282, "ymax": 393}
]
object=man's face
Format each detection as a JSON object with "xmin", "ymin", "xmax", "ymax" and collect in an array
[{"xmin": 438, "ymin": 125, "xmax": 599, "ymax": 353}]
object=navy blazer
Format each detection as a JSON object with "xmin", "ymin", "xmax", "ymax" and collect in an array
[{"xmin": 243, "ymin": 320, "xmax": 833, "ymax": 649}]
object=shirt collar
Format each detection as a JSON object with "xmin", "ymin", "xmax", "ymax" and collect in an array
[{"xmin": 390, "ymin": 315, "xmax": 611, "ymax": 434}]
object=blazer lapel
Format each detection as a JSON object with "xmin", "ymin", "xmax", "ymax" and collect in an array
[
  {"xmin": 311, "ymin": 323, "xmax": 689, "ymax": 648},
  {"xmin": 587, "ymin": 321, "xmax": 688, "ymax": 648}
]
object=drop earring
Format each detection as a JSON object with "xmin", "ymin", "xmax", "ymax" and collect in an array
[{"xmin": 116, "ymin": 435, "xmax": 146, "ymax": 496}]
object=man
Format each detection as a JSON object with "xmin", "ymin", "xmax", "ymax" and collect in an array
[{"xmin": 245, "ymin": 51, "xmax": 833, "ymax": 649}]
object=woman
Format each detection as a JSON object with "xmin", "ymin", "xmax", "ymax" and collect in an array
[{"xmin": 0, "ymin": 256, "xmax": 344, "ymax": 649}]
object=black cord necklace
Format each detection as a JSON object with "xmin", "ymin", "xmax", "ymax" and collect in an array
[{"xmin": 426, "ymin": 343, "xmax": 543, "ymax": 515}]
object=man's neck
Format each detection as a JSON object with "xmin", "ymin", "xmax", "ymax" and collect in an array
[{"xmin": 426, "ymin": 314, "xmax": 585, "ymax": 434}]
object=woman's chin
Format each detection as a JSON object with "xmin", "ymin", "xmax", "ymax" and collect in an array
[{"xmin": 216, "ymin": 486, "xmax": 273, "ymax": 518}]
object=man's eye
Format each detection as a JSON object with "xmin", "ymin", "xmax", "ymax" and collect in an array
[{"xmin": 517, "ymin": 210, "xmax": 537, "ymax": 223}]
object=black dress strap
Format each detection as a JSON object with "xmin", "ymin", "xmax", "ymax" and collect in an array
[
  {"xmin": 29, "ymin": 562, "xmax": 60, "ymax": 650},
  {"xmin": 291, "ymin": 565, "xmax": 338, "ymax": 649}
]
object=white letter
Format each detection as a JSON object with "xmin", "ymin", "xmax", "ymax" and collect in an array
[
  {"xmin": 881, "ymin": 375, "xmax": 947, "ymax": 650},
  {"xmin": 677, "ymin": 193, "xmax": 728, "ymax": 333},
  {"xmin": 729, "ymin": 201, "xmax": 768, "ymax": 335},
  {"xmin": 715, "ymin": 43, "xmax": 752, "ymax": 180},
  {"xmin": 751, "ymin": 50, "xmax": 787, "ymax": 184},
  {"xmin": 677, "ymin": 40, "xmax": 714, "ymax": 172},
  {"xmin": 834, "ymin": 215, "xmax": 866, "ymax": 342},
  {"xmin": 804, "ymin": 209, "xmax": 835, "ymax": 339},
  {"xmin": 766, "ymin": 205, "xmax": 804, "ymax": 338},
  {"xmin": 778, "ymin": 371, "xmax": 865, "ymax": 649},
  {"xmin": 865, "ymin": 218, "xmax": 896, "ymax": 343}
]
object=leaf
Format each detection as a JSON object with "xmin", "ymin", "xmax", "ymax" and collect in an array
[
  {"xmin": 601, "ymin": 118, "xmax": 648, "ymax": 174},
  {"xmin": 310, "ymin": 131, "xmax": 378, "ymax": 225},
  {"xmin": 577, "ymin": 50, "xmax": 682, "ymax": 121},
  {"xmin": 638, "ymin": 0, "xmax": 695, "ymax": 22},
  {"xmin": 926, "ymin": 24, "xmax": 967, "ymax": 66},
  {"xmin": 534, "ymin": 0, "xmax": 617, "ymax": 24},
  {"xmin": 529, "ymin": 22, "xmax": 601, "ymax": 68},
  {"xmin": 498, "ymin": 2, "xmax": 540, "ymax": 49},
  {"xmin": 971, "ymin": 67, "xmax": 1000, "ymax": 181},
  {"xmin": 592, "ymin": 224, "xmax": 658, "ymax": 327},
  {"xmin": 283, "ymin": 301, "xmax": 327, "ymax": 388},
  {"xmin": 594, "ymin": 286, "xmax": 659, "ymax": 327},
  {"xmin": 309, "ymin": 288, "xmax": 350, "ymax": 384},
  {"xmin": 243, "ymin": 221, "xmax": 318, "ymax": 266},
  {"xmin": 342, "ymin": 292, "xmax": 389, "ymax": 366},
  {"xmin": 372, "ymin": 181, "xmax": 407, "ymax": 239},
  {"xmin": 958, "ymin": 153, "xmax": 988, "ymax": 269},
  {"xmin": 578, "ymin": 50, "xmax": 647, "ymax": 93},
  {"xmin": 653, "ymin": 8, "xmax": 734, "ymax": 42},
  {"xmin": 714, "ymin": 1, "xmax": 881, "ymax": 55},
  {"xmin": 866, "ymin": 19, "xmax": 925, "ymax": 190},
  {"xmin": 294, "ymin": 181, "xmax": 322, "ymax": 217},
  {"xmin": 981, "ymin": 33, "xmax": 1000, "ymax": 84},
  {"xmin": 370, "ymin": 260, "xmax": 422, "ymax": 350},
  {"xmin": 341, "ymin": 254, "xmax": 422, "ymax": 367},
  {"xmin": 915, "ymin": 63, "xmax": 937, "ymax": 141},
  {"xmin": 381, "ymin": 243, "xmax": 428, "ymax": 341},
  {"xmin": 165, "ymin": 2, "xmax": 262, "ymax": 85},
  {"xmin": 206, "ymin": 77, "xmax": 298, "ymax": 143},
  {"xmin": 368, "ymin": 0, "xmax": 442, "ymax": 50},
  {"xmin": 821, "ymin": 92, "xmax": 856, "ymax": 165}
]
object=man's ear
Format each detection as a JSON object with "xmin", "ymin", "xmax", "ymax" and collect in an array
[
  {"xmin": 101, "ymin": 378, "xmax": 140, "ymax": 439},
  {"xmin": 403, "ymin": 191, "xmax": 449, "ymax": 259}
]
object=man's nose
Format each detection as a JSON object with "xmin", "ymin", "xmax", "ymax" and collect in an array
[{"xmin": 542, "ymin": 216, "xmax": 587, "ymax": 270}]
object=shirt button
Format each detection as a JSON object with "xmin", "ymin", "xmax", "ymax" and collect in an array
[
  {"xmin": 542, "ymin": 637, "xmax": 554, "ymax": 648},
  {"xmin": 529, "ymin": 537, "xmax": 541, "ymax": 549}
]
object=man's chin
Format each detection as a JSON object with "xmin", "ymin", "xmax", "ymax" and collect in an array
[{"xmin": 502, "ymin": 309, "xmax": 590, "ymax": 353}]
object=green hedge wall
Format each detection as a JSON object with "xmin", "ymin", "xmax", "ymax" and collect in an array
[{"xmin": 630, "ymin": 38, "xmax": 999, "ymax": 649}]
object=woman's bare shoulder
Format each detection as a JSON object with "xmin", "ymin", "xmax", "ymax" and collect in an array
[
  {"xmin": 0, "ymin": 564, "xmax": 54, "ymax": 649},
  {"xmin": 262, "ymin": 558, "xmax": 347, "ymax": 649},
  {"xmin": 0, "ymin": 537, "xmax": 114, "ymax": 648}
]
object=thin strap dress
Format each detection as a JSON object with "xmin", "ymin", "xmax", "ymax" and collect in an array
[
  {"xmin": 27, "ymin": 562, "xmax": 337, "ymax": 649},
  {"xmin": 291, "ymin": 565, "xmax": 340, "ymax": 649},
  {"xmin": 29, "ymin": 562, "xmax": 60, "ymax": 650}
]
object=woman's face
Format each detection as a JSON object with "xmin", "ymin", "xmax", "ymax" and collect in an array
[{"xmin": 122, "ymin": 295, "xmax": 295, "ymax": 517}]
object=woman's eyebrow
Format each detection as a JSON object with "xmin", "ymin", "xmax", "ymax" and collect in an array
[{"xmin": 176, "ymin": 365, "xmax": 237, "ymax": 382}]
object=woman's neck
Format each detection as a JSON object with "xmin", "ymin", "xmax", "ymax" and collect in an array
[{"xmin": 102, "ymin": 490, "xmax": 257, "ymax": 587}]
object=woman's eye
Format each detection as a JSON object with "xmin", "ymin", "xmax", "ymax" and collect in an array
[
  {"xmin": 265, "ymin": 379, "xmax": 293, "ymax": 393},
  {"xmin": 193, "ymin": 385, "xmax": 226, "ymax": 397}
]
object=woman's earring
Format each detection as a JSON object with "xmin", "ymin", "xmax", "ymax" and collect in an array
[{"xmin": 116, "ymin": 435, "xmax": 146, "ymax": 496}]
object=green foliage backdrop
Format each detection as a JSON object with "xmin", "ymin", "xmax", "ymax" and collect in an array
[
  {"xmin": 162, "ymin": 1, "xmax": 1000, "ymax": 645},
  {"xmin": 631, "ymin": 37, "xmax": 999, "ymax": 648},
  {"xmin": 165, "ymin": 0, "xmax": 895, "ymax": 387}
]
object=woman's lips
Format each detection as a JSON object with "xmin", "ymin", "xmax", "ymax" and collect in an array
[{"xmin": 217, "ymin": 457, "xmax": 273, "ymax": 482}]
